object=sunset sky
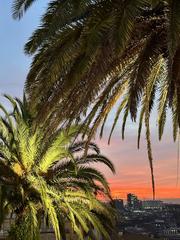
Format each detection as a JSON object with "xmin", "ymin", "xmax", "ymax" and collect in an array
[{"xmin": 0, "ymin": 1, "xmax": 180, "ymax": 202}]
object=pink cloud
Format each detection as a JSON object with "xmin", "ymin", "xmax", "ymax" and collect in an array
[{"xmin": 94, "ymin": 123, "xmax": 179, "ymax": 199}]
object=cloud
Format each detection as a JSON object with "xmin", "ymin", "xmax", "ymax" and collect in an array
[{"xmin": 95, "ymin": 123, "xmax": 178, "ymax": 199}]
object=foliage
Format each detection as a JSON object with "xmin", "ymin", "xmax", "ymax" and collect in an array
[
  {"xmin": 11, "ymin": 0, "xmax": 180, "ymax": 132},
  {"xmin": 0, "ymin": 95, "xmax": 115, "ymax": 240},
  {"xmin": 12, "ymin": 0, "xmax": 180, "ymax": 198}
]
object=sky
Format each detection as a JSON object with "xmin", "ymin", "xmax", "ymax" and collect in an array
[{"xmin": 0, "ymin": 0, "xmax": 180, "ymax": 202}]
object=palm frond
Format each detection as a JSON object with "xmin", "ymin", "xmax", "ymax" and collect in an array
[{"xmin": 12, "ymin": 0, "xmax": 37, "ymax": 19}]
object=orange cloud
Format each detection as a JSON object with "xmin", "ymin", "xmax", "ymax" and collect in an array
[
  {"xmin": 95, "ymin": 123, "xmax": 180, "ymax": 201},
  {"xmin": 110, "ymin": 185, "xmax": 180, "ymax": 200}
]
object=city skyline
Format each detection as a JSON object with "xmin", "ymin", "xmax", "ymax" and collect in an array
[
  {"xmin": 112, "ymin": 192, "xmax": 180, "ymax": 204},
  {"xmin": 112, "ymin": 192, "xmax": 180, "ymax": 239},
  {"xmin": 0, "ymin": 1, "xmax": 180, "ymax": 201}
]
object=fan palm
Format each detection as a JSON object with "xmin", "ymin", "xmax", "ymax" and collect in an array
[
  {"xmin": 0, "ymin": 95, "xmax": 115, "ymax": 240},
  {"xmin": 12, "ymin": 0, "xmax": 180, "ymax": 198}
]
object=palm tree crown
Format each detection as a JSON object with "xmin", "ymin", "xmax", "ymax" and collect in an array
[
  {"xmin": 12, "ymin": 0, "xmax": 180, "ymax": 133},
  {"xmin": 0, "ymin": 95, "xmax": 115, "ymax": 240},
  {"xmin": 12, "ymin": 0, "xmax": 180, "ymax": 199}
]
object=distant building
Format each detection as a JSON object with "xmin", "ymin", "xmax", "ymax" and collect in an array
[
  {"xmin": 142, "ymin": 200, "xmax": 163, "ymax": 210},
  {"xmin": 166, "ymin": 203, "xmax": 180, "ymax": 211},
  {"xmin": 127, "ymin": 193, "xmax": 142, "ymax": 210},
  {"xmin": 112, "ymin": 199, "xmax": 124, "ymax": 211}
]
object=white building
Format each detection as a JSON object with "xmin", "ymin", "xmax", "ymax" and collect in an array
[{"xmin": 142, "ymin": 200, "xmax": 164, "ymax": 210}]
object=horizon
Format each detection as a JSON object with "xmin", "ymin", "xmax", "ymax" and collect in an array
[
  {"xmin": 0, "ymin": 1, "xmax": 180, "ymax": 200},
  {"xmin": 111, "ymin": 193, "xmax": 180, "ymax": 204}
]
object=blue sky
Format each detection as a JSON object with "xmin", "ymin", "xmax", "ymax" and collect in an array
[
  {"xmin": 0, "ymin": 0, "xmax": 179, "ymax": 200},
  {"xmin": 0, "ymin": 0, "xmax": 48, "ymax": 99}
]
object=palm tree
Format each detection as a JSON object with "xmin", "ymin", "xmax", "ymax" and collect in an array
[
  {"xmin": 12, "ymin": 0, "xmax": 180, "ymax": 198},
  {"xmin": 0, "ymin": 95, "xmax": 115, "ymax": 240},
  {"xmin": 12, "ymin": 0, "xmax": 180, "ymax": 127}
]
